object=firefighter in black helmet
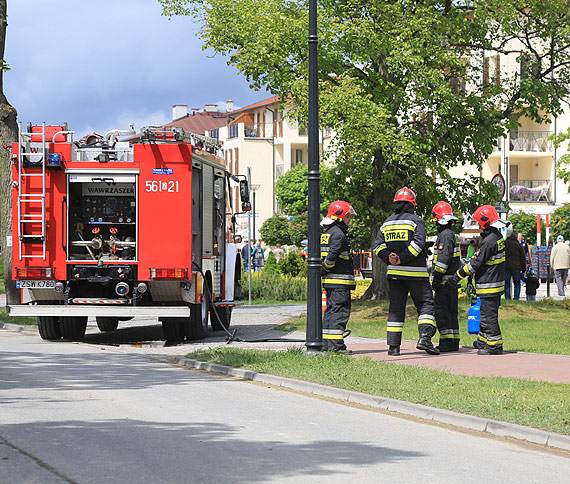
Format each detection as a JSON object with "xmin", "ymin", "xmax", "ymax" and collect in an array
[
  {"xmin": 431, "ymin": 201, "xmax": 461, "ymax": 352},
  {"xmin": 373, "ymin": 187, "xmax": 439, "ymax": 356},
  {"xmin": 321, "ymin": 200, "xmax": 356, "ymax": 353}
]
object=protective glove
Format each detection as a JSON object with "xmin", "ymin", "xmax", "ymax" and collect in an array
[
  {"xmin": 448, "ymin": 273, "xmax": 461, "ymax": 286},
  {"xmin": 321, "ymin": 265, "xmax": 329, "ymax": 277},
  {"xmin": 431, "ymin": 280, "xmax": 442, "ymax": 292}
]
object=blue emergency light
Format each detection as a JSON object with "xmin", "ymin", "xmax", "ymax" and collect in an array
[{"xmin": 47, "ymin": 153, "xmax": 61, "ymax": 168}]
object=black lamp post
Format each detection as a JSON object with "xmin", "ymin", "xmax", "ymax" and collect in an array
[{"xmin": 305, "ymin": 0, "xmax": 323, "ymax": 353}]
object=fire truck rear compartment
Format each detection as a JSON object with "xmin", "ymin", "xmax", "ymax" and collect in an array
[{"xmin": 68, "ymin": 180, "xmax": 137, "ymax": 262}]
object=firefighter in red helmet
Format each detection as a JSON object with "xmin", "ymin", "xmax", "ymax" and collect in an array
[
  {"xmin": 320, "ymin": 200, "xmax": 356, "ymax": 353},
  {"xmin": 450, "ymin": 205, "xmax": 506, "ymax": 355},
  {"xmin": 431, "ymin": 201, "xmax": 461, "ymax": 351},
  {"xmin": 372, "ymin": 187, "xmax": 439, "ymax": 356}
]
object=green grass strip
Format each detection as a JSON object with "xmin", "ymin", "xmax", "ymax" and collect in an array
[{"xmin": 188, "ymin": 347, "xmax": 570, "ymax": 435}]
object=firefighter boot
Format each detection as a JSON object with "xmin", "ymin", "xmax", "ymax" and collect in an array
[
  {"xmin": 388, "ymin": 345, "xmax": 401, "ymax": 356},
  {"xmin": 417, "ymin": 338, "xmax": 440, "ymax": 355},
  {"xmin": 478, "ymin": 345, "xmax": 503, "ymax": 355},
  {"xmin": 437, "ymin": 341, "xmax": 459, "ymax": 352}
]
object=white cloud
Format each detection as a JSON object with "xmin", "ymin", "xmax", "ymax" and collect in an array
[{"xmin": 5, "ymin": 0, "xmax": 267, "ymax": 136}]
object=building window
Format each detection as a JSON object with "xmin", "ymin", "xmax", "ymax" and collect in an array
[
  {"xmin": 520, "ymin": 53, "xmax": 540, "ymax": 81},
  {"xmin": 228, "ymin": 124, "xmax": 239, "ymax": 139},
  {"xmin": 209, "ymin": 128, "xmax": 219, "ymax": 139},
  {"xmin": 484, "ymin": 54, "xmax": 500, "ymax": 94},
  {"xmin": 295, "ymin": 149, "xmax": 303, "ymax": 165}
]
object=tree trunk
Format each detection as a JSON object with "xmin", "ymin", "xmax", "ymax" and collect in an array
[
  {"xmin": 0, "ymin": 102, "xmax": 18, "ymax": 305},
  {"xmin": 361, "ymin": 149, "xmax": 393, "ymax": 301},
  {"xmin": 0, "ymin": 0, "xmax": 20, "ymax": 305}
]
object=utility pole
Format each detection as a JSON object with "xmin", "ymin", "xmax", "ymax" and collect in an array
[
  {"xmin": 305, "ymin": 0, "xmax": 323, "ymax": 353},
  {"xmin": 247, "ymin": 166, "xmax": 253, "ymax": 305}
]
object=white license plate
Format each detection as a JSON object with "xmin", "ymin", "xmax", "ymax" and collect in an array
[{"xmin": 17, "ymin": 280, "xmax": 56, "ymax": 289}]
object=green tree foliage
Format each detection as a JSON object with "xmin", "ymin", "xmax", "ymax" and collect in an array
[
  {"xmin": 275, "ymin": 163, "xmax": 308, "ymax": 216},
  {"xmin": 289, "ymin": 211, "xmax": 308, "ymax": 247},
  {"xmin": 160, "ymin": 0, "xmax": 570, "ymax": 297},
  {"xmin": 260, "ymin": 214, "xmax": 292, "ymax": 246},
  {"xmin": 507, "ymin": 211, "xmax": 543, "ymax": 246},
  {"xmin": 550, "ymin": 204, "xmax": 570, "ymax": 243}
]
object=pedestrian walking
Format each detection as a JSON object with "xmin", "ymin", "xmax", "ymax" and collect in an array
[
  {"xmin": 430, "ymin": 201, "xmax": 461, "ymax": 352},
  {"xmin": 373, "ymin": 187, "xmax": 439, "ymax": 356},
  {"xmin": 242, "ymin": 241, "xmax": 251, "ymax": 271},
  {"xmin": 321, "ymin": 200, "xmax": 357, "ymax": 353},
  {"xmin": 549, "ymin": 235, "xmax": 570, "ymax": 296},
  {"xmin": 521, "ymin": 268, "xmax": 540, "ymax": 301},
  {"xmin": 450, "ymin": 205, "xmax": 506, "ymax": 355},
  {"xmin": 505, "ymin": 231, "xmax": 526, "ymax": 300},
  {"xmin": 272, "ymin": 243, "xmax": 285, "ymax": 262},
  {"xmin": 517, "ymin": 232, "xmax": 532, "ymax": 268},
  {"xmin": 252, "ymin": 241, "xmax": 265, "ymax": 272}
]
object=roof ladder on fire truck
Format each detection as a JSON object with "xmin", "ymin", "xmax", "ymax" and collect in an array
[{"xmin": 17, "ymin": 122, "xmax": 47, "ymax": 261}]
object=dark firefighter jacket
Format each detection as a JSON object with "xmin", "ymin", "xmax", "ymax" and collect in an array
[
  {"xmin": 373, "ymin": 209, "xmax": 429, "ymax": 279},
  {"xmin": 321, "ymin": 222, "xmax": 356, "ymax": 289},
  {"xmin": 456, "ymin": 227, "xmax": 505, "ymax": 298},
  {"xmin": 432, "ymin": 225, "xmax": 461, "ymax": 285}
]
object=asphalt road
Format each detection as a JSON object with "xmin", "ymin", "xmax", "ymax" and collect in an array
[{"xmin": 1, "ymin": 329, "xmax": 569, "ymax": 484}]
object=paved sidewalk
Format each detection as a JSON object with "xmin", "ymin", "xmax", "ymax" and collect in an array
[{"xmin": 345, "ymin": 341, "xmax": 570, "ymax": 383}]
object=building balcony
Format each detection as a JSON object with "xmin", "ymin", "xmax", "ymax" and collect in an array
[
  {"xmin": 244, "ymin": 122, "xmax": 275, "ymax": 139},
  {"xmin": 509, "ymin": 130, "xmax": 552, "ymax": 152},
  {"xmin": 509, "ymin": 179, "xmax": 552, "ymax": 202}
]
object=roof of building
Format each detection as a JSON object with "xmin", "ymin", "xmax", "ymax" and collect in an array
[
  {"xmin": 225, "ymin": 95, "xmax": 283, "ymax": 117},
  {"xmin": 164, "ymin": 111, "xmax": 227, "ymax": 135}
]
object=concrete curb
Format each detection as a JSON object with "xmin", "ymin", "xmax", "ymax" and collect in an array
[
  {"xmin": 0, "ymin": 322, "xmax": 36, "ymax": 333},
  {"xmin": 171, "ymin": 356, "xmax": 570, "ymax": 453}
]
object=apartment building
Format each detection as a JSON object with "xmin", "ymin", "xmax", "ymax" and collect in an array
[
  {"xmin": 450, "ymin": 50, "xmax": 570, "ymax": 216},
  {"xmin": 206, "ymin": 96, "xmax": 331, "ymax": 240}
]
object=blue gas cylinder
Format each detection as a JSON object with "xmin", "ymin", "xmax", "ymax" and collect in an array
[{"xmin": 467, "ymin": 297, "xmax": 481, "ymax": 334}]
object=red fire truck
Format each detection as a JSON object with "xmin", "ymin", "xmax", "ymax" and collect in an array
[{"xmin": 9, "ymin": 123, "xmax": 247, "ymax": 342}]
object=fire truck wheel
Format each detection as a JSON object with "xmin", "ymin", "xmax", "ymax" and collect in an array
[
  {"xmin": 162, "ymin": 318, "xmax": 185, "ymax": 342},
  {"xmin": 60, "ymin": 316, "xmax": 88, "ymax": 341},
  {"xmin": 185, "ymin": 289, "xmax": 210, "ymax": 340},
  {"xmin": 96, "ymin": 317, "xmax": 120, "ymax": 332},
  {"xmin": 37, "ymin": 316, "xmax": 62, "ymax": 340},
  {"xmin": 210, "ymin": 307, "xmax": 232, "ymax": 332}
]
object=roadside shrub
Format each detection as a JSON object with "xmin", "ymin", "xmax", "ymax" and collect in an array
[
  {"xmin": 242, "ymin": 272, "xmax": 306, "ymax": 301},
  {"xmin": 263, "ymin": 251, "xmax": 279, "ymax": 274},
  {"xmin": 351, "ymin": 279, "xmax": 371, "ymax": 300},
  {"xmin": 278, "ymin": 251, "xmax": 307, "ymax": 277}
]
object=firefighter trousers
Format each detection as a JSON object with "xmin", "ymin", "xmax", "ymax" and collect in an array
[
  {"xmin": 387, "ymin": 278, "xmax": 436, "ymax": 347},
  {"xmin": 435, "ymin": 283, "xmax": 460, "ymax": 351},
  {"xmin": 477, "ymin": 296, "xmax": 503, "ymax": 352},
  {"xmin": 323, "ymin": 287, "xmax": 351, "ymax": 351}
]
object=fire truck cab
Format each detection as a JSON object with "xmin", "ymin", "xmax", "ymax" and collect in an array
[{"xmin": 9, "ymin": 123, "xmax": 245, "ymax": 342}]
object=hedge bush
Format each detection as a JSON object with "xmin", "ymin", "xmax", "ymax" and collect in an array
[{"xmin": 242, "ymin": 271, "xmax": 307, "ymax": 301}]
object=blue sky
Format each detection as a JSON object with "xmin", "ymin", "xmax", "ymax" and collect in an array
[{"xmin": 4, "ymin": 0, "xmax": 268, "ymax": 138}]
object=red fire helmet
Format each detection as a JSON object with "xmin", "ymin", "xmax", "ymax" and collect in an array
[
  {"xmin": 393, "ymin": 186, "xmax": 416, "ymax": 207},
  {"xmin": 472, "ymin": 205, "xmax": 499, "ymax": 229},
  {"xmin": 326, "ymin": 200, "xmax": 356, "ymax": 222},
  {"xmin": 431, "ymin": 201, "xmax": 456, "ymax": 224}
]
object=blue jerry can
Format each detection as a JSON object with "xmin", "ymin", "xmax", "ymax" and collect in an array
[{"xmin": 467, "ymin": 298, "xmax": 481, "ymax": 335}]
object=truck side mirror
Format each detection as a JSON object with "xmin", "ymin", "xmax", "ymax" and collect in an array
[{"xmin": 239, "ymin": 180, "xmax": 250, "ymax": 203}]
